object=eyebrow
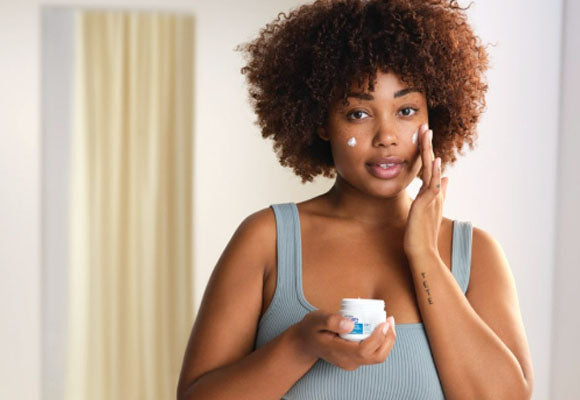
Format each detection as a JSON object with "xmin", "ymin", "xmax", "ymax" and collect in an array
[{"xmin": 346, "ymin": 87, "xmax": 422, "ymax": 100}]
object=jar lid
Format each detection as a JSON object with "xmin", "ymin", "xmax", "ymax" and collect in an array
[{"xmin": 341, "ymin": 298, "xmax": 385, "ymax": 309}]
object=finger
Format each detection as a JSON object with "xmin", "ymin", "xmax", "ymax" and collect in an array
[
  {"xmin": 429, "ymin": 157, "xmax": 442, "ymax": 195},
  {"xmin": 357, "ymin": 321, "xmax": 389, "ymax": 359},
  {"xmin": 373, "ymin": 316, "xmax": 397, "ymax": 361},
  {"xmin": 417, "ymin": 122, "xmax": 428, "ymax": 151},
  {"xmin": 417, "ymin": 124, "xmax": 427, "ymax": 189},
  {"xmin": 322, "ymin": 313, "xmax": 354, "ymax": 335},
  {"xmin": 421, "ymin": 129, "xmax": 434, "ymax": 186}
]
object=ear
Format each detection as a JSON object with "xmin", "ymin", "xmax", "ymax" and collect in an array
[{"xmin": 318, "ymin": 127, "xmax": 329, "ymax": 141}]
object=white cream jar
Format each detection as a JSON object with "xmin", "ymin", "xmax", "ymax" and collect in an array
[{"xmin": 339, "ymin": 298, "xmax": 387, "ymax": 341}]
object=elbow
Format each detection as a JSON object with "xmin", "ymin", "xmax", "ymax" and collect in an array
[
  {"xmin": 521, "ymin": 377, "xmax": 534, "ymax": 400},
  {"xmin": 176, "ymin": 378, "xmax": 197, "ymax": 400},
  {"xmin": 514, "ymin": 364, "xmax": 534, "ymax": 400},
  {"xmin": 176, "ymin": 383, "xmax": 189, "ymax": 400},
  {"xmin": 177, "ymin": 381, "xmax": 203, "ymax": 400},
  {"xmin": 500, "ymin": 360, "xmax": 534, "ymax": 400},
  {"xmin": 177, "ymin": 374, "xmax": 208, "ymax": 400},
  {"xmin": 500, "ymin": 376, "xmax": 533, "ymax": 400},
  {"xmin": 471, "ymin": 372, "xmax": 533, "ymax": 400}
]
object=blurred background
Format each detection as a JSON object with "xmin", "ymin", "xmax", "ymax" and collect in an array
[{"xmin": 0, "ymin": 0, "xmax": 578, "ymax": 399}]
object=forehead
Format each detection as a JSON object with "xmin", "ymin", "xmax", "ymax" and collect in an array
[{"xmin": 347, "ymin": 71, "xmax": 421, "ymax": 99}]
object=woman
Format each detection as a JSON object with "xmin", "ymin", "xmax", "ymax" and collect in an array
[{"xmin": 177, "ymin": 0, "xmax": 534, "ymax": 399}]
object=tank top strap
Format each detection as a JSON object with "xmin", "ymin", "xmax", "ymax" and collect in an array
[
  {"xmin": 451, "ymin": 220, "xmax": 473, "ymax": 294},
  {"xmin": 268, "ymin": 202, "xmax": 302, "ymax": 305},
  {"xmin": 255, "ymin": 203, "xmax": 307, "ymax": 348}
]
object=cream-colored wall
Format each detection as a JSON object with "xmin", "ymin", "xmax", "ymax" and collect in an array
[{"xmin": 0, "ymin": 0, "xmax": 567, "ymax": 399}]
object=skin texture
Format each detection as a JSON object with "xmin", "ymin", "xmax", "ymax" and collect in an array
[{"xmin": 177, "ymin": 71, "xmax": 534, "ymax": 400}]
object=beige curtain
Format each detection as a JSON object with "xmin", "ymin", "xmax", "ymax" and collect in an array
[{"xmin": 65, "ymin": 11, "xmax": 194, "ymax": 400}]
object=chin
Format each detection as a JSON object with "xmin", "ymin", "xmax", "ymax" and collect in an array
[{"xmin": 365, "ymin": 180, "xmax": 408, "ymax": 199}]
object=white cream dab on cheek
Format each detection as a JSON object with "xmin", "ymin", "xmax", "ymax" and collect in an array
[{"xmin": 347, "ymin": 137, "xmax": 357, "ymax": 147}]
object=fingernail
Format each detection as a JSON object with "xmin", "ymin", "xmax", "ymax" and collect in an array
[
  {"xmin": 429, "ymin": 130, "xmax": 433, "ymax": 142},
  {"xmin": 382, "ymin": 322, "xmax": 390, "ymax": 335},
  {"xmin": 437, "ymin": 157, "xmax": 441, "ymax": 169},
  {"xmin": 421, "ymin": 123, "xmax": 428, "ymax": 132}
]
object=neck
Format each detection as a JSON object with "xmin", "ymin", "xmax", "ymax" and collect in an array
[{"xmin": 323, "ymin": 175, "xmax": 413, "ymax": 229}]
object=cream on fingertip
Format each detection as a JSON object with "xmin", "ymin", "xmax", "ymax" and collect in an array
[{"xmin": 411, "ymin": 129, "xmax": 418, "ymax": 144}]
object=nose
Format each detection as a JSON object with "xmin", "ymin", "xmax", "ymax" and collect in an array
[{"xmin": 372, "ymin": 118, "xmax": 399, "ymax": 148}]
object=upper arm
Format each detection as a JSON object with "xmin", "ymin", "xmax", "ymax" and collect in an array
[
  {"xmin": 466, "ymin": 226, "xmax": 534, "ymax": 392},
  {"xmin": 177, "ymin": 207, "xmax": 277, "ymax": 392}
]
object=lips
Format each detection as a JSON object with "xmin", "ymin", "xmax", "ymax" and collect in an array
[
  {"xmin": 366, "ymin": 162, "xmax": 403, "ymax": 179},
  {"xmin": 366, "ymin": 156, "xmax": 405, "ymax": 166},
  {"xmin": 365, "ymin": 156, "xmax": 405, "ymax": 180}
]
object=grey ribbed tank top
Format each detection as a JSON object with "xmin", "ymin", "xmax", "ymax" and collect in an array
[{"xmin": 255, "ymin": 202, "xmax": 473, "ymax": 400}]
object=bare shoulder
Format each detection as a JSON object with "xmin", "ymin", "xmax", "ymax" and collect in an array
[
  {"xmin": 218, "ymin": 205, "xmax": 275, "ymax": 259},
  {"xmin": 237, "ymin": 206, "xmax": 277, "ymax": 272},
  {"xmin": 468, "ymin": 226, "xmax": 514, "ymax": 291},
  {"xmin": 467, "ymin": 225, "xmax": 516, "ymax": 303},
  {"xmin": 238, "ymin": 206, "xmax": 276, "ymax": 240}
]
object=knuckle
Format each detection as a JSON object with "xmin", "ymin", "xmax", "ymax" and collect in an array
[
  {"xmin": 345, "ymin": 363, "xmax": 359, "ymax": 371},
  {"xmin": 379, "ymin": 351, "xmax": 389, "ymax": 362},
  {"xmin": 363, "ymin": 344, "xmax": 378, "ymax": 359},
  {"xmin": 372, "ymin": 353, "xmax": 385, "ymax": 364},
  {"xmin": 379, "ymin": 346, "xmax": 391, "ymax": 361}
]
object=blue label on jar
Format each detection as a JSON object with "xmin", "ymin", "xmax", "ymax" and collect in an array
[
  {"xmin": 363, "ymin": 323, "xmax": 371, "ymax": 334},
  {"xmin": 344, "ymin": 315, "xmax": 374, "ymax": 335}
]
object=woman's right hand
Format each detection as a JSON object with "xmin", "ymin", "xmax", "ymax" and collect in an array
[{"xmin": 290, "ymin": 310, "xmax": 397, "ymax": 371}]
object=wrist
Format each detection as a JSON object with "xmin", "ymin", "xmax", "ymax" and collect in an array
[{"xmin": 406, "ymin": 249, "xmax": 441, "ymax": 266}]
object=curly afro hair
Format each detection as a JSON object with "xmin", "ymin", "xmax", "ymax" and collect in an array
[{"xmin": 236, "ymin": 0, "xmax": 491, "ymax": 183}]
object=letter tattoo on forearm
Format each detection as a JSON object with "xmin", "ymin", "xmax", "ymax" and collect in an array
[{"xmin": 421, "ymin": 272, "xmax": 434, "ymax": 305}]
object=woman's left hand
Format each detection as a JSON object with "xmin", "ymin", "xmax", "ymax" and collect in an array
[{"xmin": 403, "ymin": 125, "xmax": 449, "ymax": 259}]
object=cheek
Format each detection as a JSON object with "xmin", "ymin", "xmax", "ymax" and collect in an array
[{"xmin": 329, "ymin": 136, "xmax": 367, "ymax": 172}]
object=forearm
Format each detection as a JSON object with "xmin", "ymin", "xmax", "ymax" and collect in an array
[
  {"xmin": 178, "ymin": 325, "xmax": 317, "ymax": 400},
  {"xmin": 407, "ymin": 251, "xmax": 530, "ymax": 400}
]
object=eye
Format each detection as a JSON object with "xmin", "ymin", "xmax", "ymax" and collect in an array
[
  {"xmin": 346, "ymin": 110, "xmax": 369, "ymax": 121},
  {"xmin": 399, "ymin": 107, "xmax": 418, "ymax": 117}
]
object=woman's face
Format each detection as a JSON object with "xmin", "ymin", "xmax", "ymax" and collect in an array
[{"xmin": 319, "ymin": 70, "xmax": 428, "ymax": 198}]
